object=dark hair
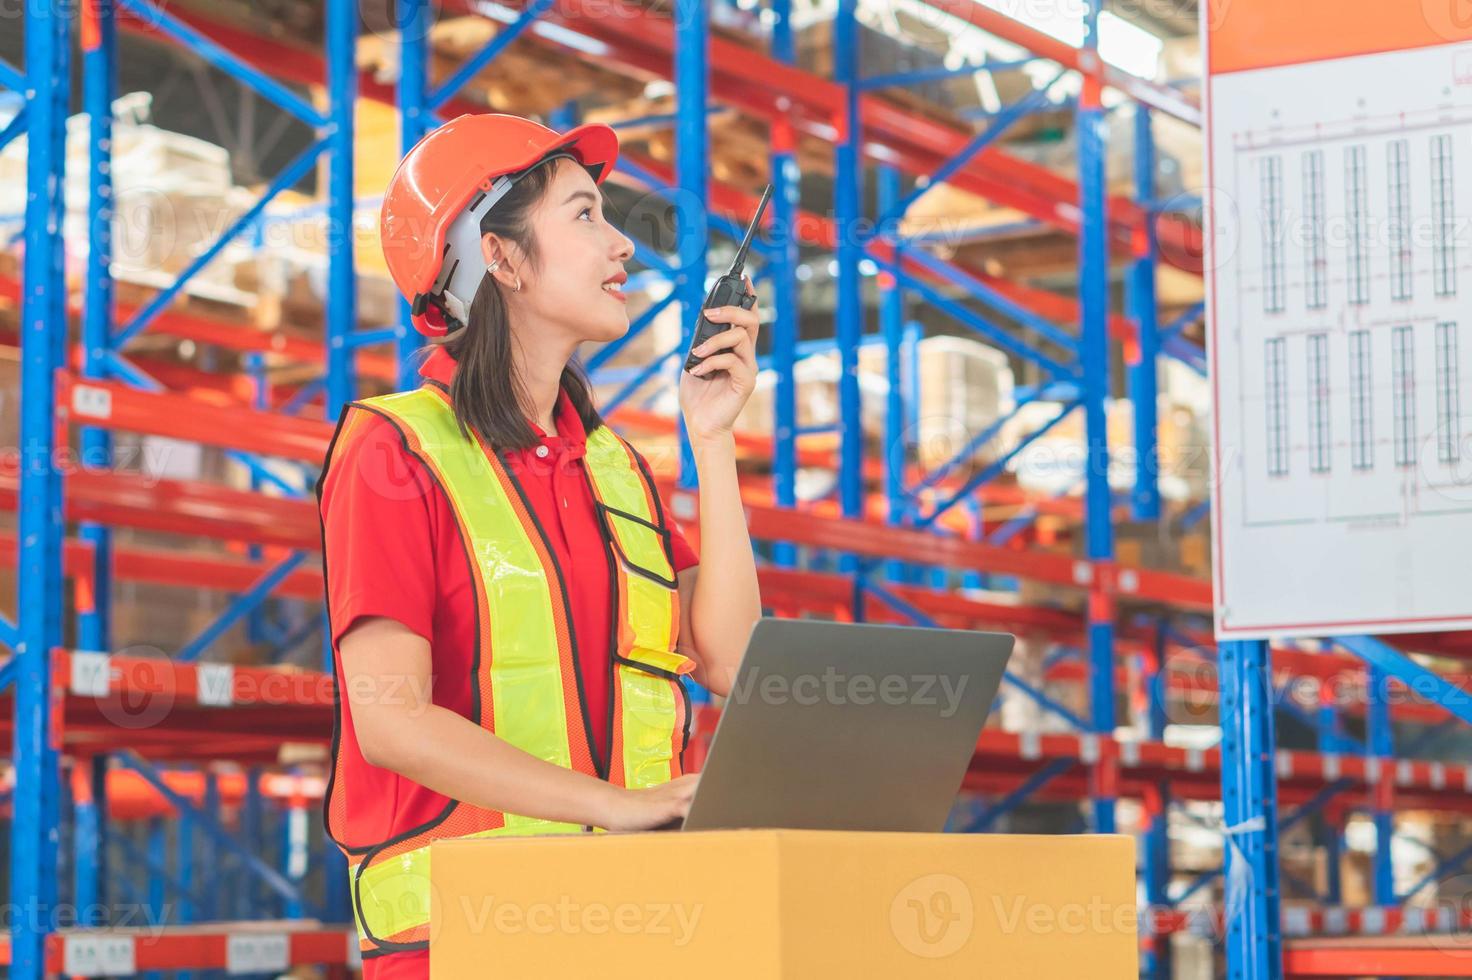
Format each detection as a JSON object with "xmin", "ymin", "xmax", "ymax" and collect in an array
[{"xmin": 430, "ymin": 157, "xmax": 606, "ymax": 450}]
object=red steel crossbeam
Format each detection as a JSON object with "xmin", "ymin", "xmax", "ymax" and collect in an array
[
  {"xmin": 0, "ymin": 467, "xmax": 321, "ymax": 551},
  {"xmin": 0, "ymin": 649, "xmax": 335, "ymax": 762},
  {"xmin": 1150, "ymin": 908, "xmax": 1472, "ymax": 942},
  {"xmin": 512, "ymin": 0, "xmax": 1181, "ymax": 260},
  {"xmin": 135, "ymin": 1, "xmax": 1200, "ymax": 271},
  {"xmin": 694, "ymin": 490, "xmax": 1215, "ymax": 610},
  {"xmin": 9, "ymin": 537, "xmax": 1459, "ymax": 726},
  {"xmin": 15, "ymin": 641, "xmax": 1469, "ymax": 804},
  {"xmin": 918, "ymin": 0, "xmax": 1201, "ymax": 126},
  {"xmin": 0, "ymin": 533, "xmax": 323, "ymax": 602},
  {"xmin": 0, "ymin": 928, "xmax": 355, "ymax": 970},
  {"xmin": 0, "ymin": 275, "xmax": 396, "ymax": 384},
  {"xmin": 1284, "ymin": 943, "xmax": 1472, "ymax": 976},
  {"xmin": 0, "ymin": 651, "xmax": 330, "ymax": 760},
  {"xmin": 623, "ymin": 153, "xmax": 1139, "ymax": 346},
  {"xmin": 57, "ymin": 371, "xmax": 1083, "ymax": 528},
  {"xmin": 59, "ymin": 374, "xmax": 333, "ymax": 464},
  {"xmin": 31, "ymin": 381, "xmax": 1472, "ymax": 659}
]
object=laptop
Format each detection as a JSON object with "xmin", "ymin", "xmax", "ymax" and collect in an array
[{"xmin": 667, "ymin": 617, "xmax": 1013, "ymax": 833}]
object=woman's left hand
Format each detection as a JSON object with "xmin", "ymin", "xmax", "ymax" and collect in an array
[{"xmin": 678, "ymin": 275, "xmax": 761, "ymax": 443}]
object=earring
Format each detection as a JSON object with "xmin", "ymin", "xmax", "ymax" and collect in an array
[
  {"xmin": 486, "ymin": 260, "xmax": 500, "ymax": 275},
  {"xmin": 514, "ymin": 276, "xmax": 523, "ymax": 293}
]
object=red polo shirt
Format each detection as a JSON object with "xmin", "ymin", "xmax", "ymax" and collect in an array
[{"xmin": 319, "ymin": 345, "xmax": 698, "ymax": 856}]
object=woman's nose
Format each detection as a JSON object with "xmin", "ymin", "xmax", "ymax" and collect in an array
[{"xmin": 612, "ymin": 228, "xmax": 635, "ymax": 261}]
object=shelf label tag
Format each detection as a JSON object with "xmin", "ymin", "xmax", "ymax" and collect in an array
[
  {"xmin": 227, "ymin": 933, "xmax": 289, "ymax": 974},
  {"xmin": 197, "ymin": 664, "xmax": 235, "ymax": 707},
  {"xmin": 72, "ymin": 384, "xmax": 113, "ymax": 420},
  {"xmin": 63, "ymin": 935, "xmax": 136, "ymax": 976},
  {"xmin": 70, "ymin": 651, "xmax": 112, "ymax": 697}
]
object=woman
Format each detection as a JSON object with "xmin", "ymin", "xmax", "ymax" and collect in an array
[{"xmin": 316, "ymin": 113, "xmax": 763, "ymax": 976}]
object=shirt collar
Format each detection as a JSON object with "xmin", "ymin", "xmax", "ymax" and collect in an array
[{"xmin": 418, "ymin": 347, "xmax": 588, "ymax": 447}]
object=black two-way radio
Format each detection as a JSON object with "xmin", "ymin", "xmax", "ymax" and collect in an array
[{"xmin": 683, "ymin": 183, "xmax": 774, "ymax": 375}]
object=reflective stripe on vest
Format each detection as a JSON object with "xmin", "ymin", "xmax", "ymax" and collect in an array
[{"xmin": 319, "ymin": 384, "xmax": 693, "ymax": 954}]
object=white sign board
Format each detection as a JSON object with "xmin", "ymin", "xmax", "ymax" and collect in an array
[{"xmin": 1206, "ymin": 41, "xmax": 1472, "ymax": 638}]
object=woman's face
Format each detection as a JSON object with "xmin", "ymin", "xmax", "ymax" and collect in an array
[{"xmin": 504, "ymin": 158, "xmax": 636, "ymax": 346}]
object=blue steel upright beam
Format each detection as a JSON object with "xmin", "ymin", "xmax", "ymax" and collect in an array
[
  {"xmin": 834, "ymin": 0, "xmax": 866, "ymax": 581},
  {"xmin": 73, "ymin": 756, "xmax": 109, "ymax": 915},
  {"xmin": 769, "ymin": 0, "xmax": 799, "ymax": 570},
  {"xmin": 395, "ymin": 0, "xmax": 432, "ymax": 389},
  {"xmin": 1078, "ymin": 0, "xmax": 1117, "ymax": 834},
  {"xmin": 1365, "ymin": 665, "xmax": 1396, "ymax": 905},
  {"xmin": 325, "ymin": 0, "xmax": 358, "ymax": 419},
  {"xmin": 13, "ymin": 4, "xmax": 70, "ymax": 976},
  {"xmin": 321, "ymin": 0, "xmax": 357, "ymax": 927},
  {"xmin": 674, "ymin": 0, "xmax": 710, "ymax": 492},
  {"xmin": 78, "ymin": 3, "xmax": 115, "ymax": 931},
  {"xmin": 877, "ymin": 164, "xmax": 908, "ymax": 584},
  {"xmin": 1128, "ymin": 105, "xmax": 1161, "ymax": 520},
  {"xmin": 80, "ymin": 0, "xmax": 118, "ymax": 653},
  {"xmin": 1219, "ymin": 639, "xmax": 1283, "ymax": 980},
  {"xmin": 1141, "ymin": 623, "xmax": 1172, "ymax": 980}
]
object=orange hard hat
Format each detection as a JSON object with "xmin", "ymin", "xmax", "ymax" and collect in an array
[{"xmin": 379, "ymin": 112, "xmax": 619, "ymax": 337}]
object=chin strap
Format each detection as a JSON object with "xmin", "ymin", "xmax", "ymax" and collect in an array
[{"xmin": 411, "ymin": 291, "xmax": 467, "ymax": 334}]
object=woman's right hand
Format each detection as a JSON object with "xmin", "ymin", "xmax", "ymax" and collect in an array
[{"xmin": 597, "ymin": 773, "xmax": 700, "ymax": 832}]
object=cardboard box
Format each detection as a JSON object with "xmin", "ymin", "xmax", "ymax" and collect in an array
[{"xmin": 430, "ymin": 829, "xmax": 1137, "ymax": 978}]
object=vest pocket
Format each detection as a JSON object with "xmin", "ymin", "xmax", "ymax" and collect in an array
[
  {"xmin": 594, "ymin": 501, "xmax": 678, "ymax": 589},
  {"xmin": 613, "ymin": 646, "xmax": 694, "ymax": 784},
  {"xmin": 615, "ymin": 645, "xmax": 695, "ymax": 678}
]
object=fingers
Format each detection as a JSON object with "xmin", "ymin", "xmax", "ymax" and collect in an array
[
  {"xmin": 704, "ymin": 280, "xmax": 760, "ymax": 343},
  {"xmin": 689, "ymin": 351, "xmax": 747, "ymax": 377},
  {"xmin": 691, "ymin": 325, "xmax": 756, "ymax": 376},
  {"xmin": 702, "ymin": 306, "xmax": 758, "ymax": 334},
  {"xmin": 691, "ymin": 324, "xmax": 750, "ymax": 360}
]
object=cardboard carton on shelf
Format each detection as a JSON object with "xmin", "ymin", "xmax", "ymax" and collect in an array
[
  {"xmin": 430, "ymin": 829, "xmax": 1138, "ymax": 978},
  {"xmin": 734, "ymin": 334, "xmax": 1014, "ymax": 464},
  {"xmin": 1002, "ymin": 396, "xmax": 1209, "ymax": 504}
]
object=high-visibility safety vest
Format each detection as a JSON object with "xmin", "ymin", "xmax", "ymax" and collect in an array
[{"xmin": 317, "ymin": 382, "xmax": 694, "ymax": 957}]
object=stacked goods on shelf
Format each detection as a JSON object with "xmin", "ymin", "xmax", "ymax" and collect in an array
[
  {"xmin": 1171, "ymin": 813, "xmax": 1225, "ymax": 901},
  {"xmin": 734, "ymin": 348, "xmax": 889, "ymax": 446},
  {"xmin": 355, "ymin": 14, "xmax": 645, "ymax": 118},
  {"xmin": 899, "ymin": 179, "xmax": 1031, "ymax": 245},
  {"xmin": 1279, "ymin": 818, "xmax": 1322, "ymax": 902},
  {"xmin": 737, "ymin": 334, "xmax": 1015, "ymax": 462},
  {"xmin": 0, "ymin": 93, "xmax": 259, "ymax": 307},
  {"xmin": 796, "ymin": 13, "xmax": 983, "ymax": 119},
  {"xmin": 1002, "ymin": 393, "xmax": 1210, "ymax": 504},
  {"xmin": 0, "ymin": 94, "xmax": 404, "ymax": 376},
  {"xmin": 1115, "ymin": 518, "xmax": 1210, "ymax": 578},
  {"xmin": 909, "ymin": 335, "xmax": 1015, "ymax": 468},
  {"xmin": 998, "ymin": 634, "xmax": 1087, "ymax": 734},
  {"xmin": 1169, "ymin": 936, "xmax": 1216, "ymax": 980},
  {"xmin": 109, "ymin": 533, "xmax": 252, "ymax": 657},
  {"xmin": 1397, "ymin": 812, "xmax": 1472, "ymax": 909}
]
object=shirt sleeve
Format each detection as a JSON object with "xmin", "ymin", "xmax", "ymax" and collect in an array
[
  {"xmin": 668, "ymin": 513, "xmax": 699, "ymax": 573},
  {"xmin": 319, "ymin": 408, "xmax": 439, "ymax": 649}
]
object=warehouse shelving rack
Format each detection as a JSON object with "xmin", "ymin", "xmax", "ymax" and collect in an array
[
  {"xmin": 5, "ymin": 1, "xmax": 1472, "ymax": 979},
  {"xmin": 5, "ymin": 0, "xmax": 364, "ymax": 975}
]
